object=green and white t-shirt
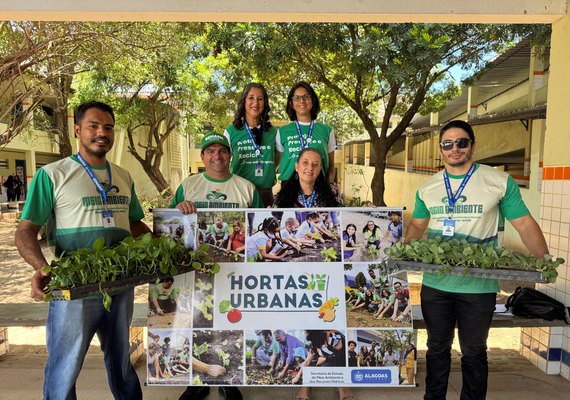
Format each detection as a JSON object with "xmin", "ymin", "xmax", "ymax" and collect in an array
[
  {"xmin": 21, "ymin": 156, "xmax": 144, "ymax": 255},
  {"xmin": 169, "ymin": 173, "xmax": 264, "ymax": 209},
  {"xmin": 412, "ymin": 163, "xmax": 530, "ymax": 293},
  {"xmin": 275, "ymin": 121, "xmax": 336, "ymax": 181},
  {"xmin": 224, "ymin": 125, "xmax": 277, "ymax": 189}
]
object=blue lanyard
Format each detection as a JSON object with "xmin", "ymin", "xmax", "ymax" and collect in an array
[
  {"xmin": 295, "ymin": 120, "xmax": 314, "ymax": 150},
  {"xmin": 244, "ymin": 123, "xmax": 262, "ymax": 159},
  {"xmin": 298, "ymin": 190, "xmax": 316, "ymax": 208},
  {"xmin": 75, "ymin": 153, "xmax": 112, "ymax": 205},
  {"xmin": 443, "ymin": 163, "xmax": 476, "ymax": 215}
]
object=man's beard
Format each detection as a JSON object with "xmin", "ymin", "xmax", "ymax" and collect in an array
[{"xmin": 446, "ymin": 150, "xmax": 472, "ymax": 167}]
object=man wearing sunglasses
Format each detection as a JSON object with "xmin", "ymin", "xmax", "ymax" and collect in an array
[{"xmin": 405, "ymin": 120, "xmax": 549, "ymax": 400}]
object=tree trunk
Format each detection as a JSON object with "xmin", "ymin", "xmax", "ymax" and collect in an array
[
  {"xmin": 371, "ymin": 145, "xmax": 388, "ymax": 207},
  {"xmin": 50, "ymin": 67, "xmax": 74, "ymax": 158},
  {"xmin": 140, "ymin": 160, "xmax": 172, "ymax": 197}
]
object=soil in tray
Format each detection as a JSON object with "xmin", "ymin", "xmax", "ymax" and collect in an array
[
  {"xmin": 245, "ymin": 364, "xmax": 297, "ymax": 385},
  {"xmin": 259, "ymin": 239, "xmax": 341, "ymax": 263},
  {"xmin": 346, "ymin": 307, "xmax": 412, "ymax": 329},
  {"xmin": 205, "ymin": 244, "xmax": 245, "ymax": 263},
  {"xmin": 192, "ymin": 330, "xmax": 244, "ymax": 385}
]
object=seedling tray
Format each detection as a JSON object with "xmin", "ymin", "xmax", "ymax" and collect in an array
[
  {"xmin": 386, "ymin": 259, "xmax": 548, "ymax": 283},
  {"xmin": 49, "ymin": 265, "xmax": 196, "ymax": 301}
]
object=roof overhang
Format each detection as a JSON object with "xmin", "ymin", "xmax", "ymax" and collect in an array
[
  {"xmin": 408, "ymin": 104, "xmax": 547, "ymax": 136},
  {"xmin": 1, "ymin": 0, "xmax": 567, "ymax": 23}
]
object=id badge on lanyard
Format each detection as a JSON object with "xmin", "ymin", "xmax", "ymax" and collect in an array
[
  {"xmin": 442, "ymin": 163, "xmax": 476, "ymax": 238},
  {"xmin": 442, "ymin": 218, "xmax": 455, "ymax": 237},
  {"xmin": 102, "ymin": 209, "xmax": 115, "ymax": 228},
  {"xmin": 255, "ymin": 162, "xmax": 263, "ymax": 177},
  {"xmin": 76, "ymin": 153, "xmax": 115, "ymax": 228},
  {"xmin": 245, "ymin": 123, "xmax": 264, "ymax": 178}
]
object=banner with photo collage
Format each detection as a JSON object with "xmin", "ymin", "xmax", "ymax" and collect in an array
[{"xmin": 148, "ymin": 207, "xmax": 416, "ymax": 388}]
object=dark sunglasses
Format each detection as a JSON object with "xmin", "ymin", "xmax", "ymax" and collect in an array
[{"xmin": 440, "ymin": 138, "xmax": 472, "ymax": 151}]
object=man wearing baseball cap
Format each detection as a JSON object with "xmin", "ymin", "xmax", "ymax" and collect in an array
[
  {"xmin": 170, "ymin": 132, "xmax": 263, "ymax": 400},
  {"xmin": 169, "ymin": 132, "xmax": 264, "ymax": 212}
]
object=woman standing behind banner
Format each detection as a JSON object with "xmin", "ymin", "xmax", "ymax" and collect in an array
[
  {"xmin": 273, "ymin": 148, "xmax": 353, "ymax": 400},
  {"xmin": 275, "ymin": 81, "xmax": 337, "ymax": 186},
  {"xmin": 224, "ymin": 83, "xmax": 277, "ymax": 207}
]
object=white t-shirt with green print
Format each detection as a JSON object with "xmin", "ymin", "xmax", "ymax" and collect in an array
[
  {"xmin": 412, "ymin": 163, "xmax": 530, "ymax": 293},
  {"xmin": 169, "ymin": 173, "xmax": 263, "ymax": 209},
  {"xmin": 21, "ymin": 155, "xmax": 144, "ymax": 255}
]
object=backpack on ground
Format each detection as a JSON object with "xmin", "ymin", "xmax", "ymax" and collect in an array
[{"xmin": 505, "ymin": 286, "xmax": 570, "ymax": 324}]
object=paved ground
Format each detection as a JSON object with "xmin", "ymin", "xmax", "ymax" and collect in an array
[{"xmin": 2, "ymin": 349, "xmax": 570, "ymax": 400}]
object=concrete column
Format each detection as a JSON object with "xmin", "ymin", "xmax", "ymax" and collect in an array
[
  {"xmin": 522, "ymin": 8, "xmax": 570, "ymax": 381},
  {"xmin": 404, "ymin": 134, "xmax": 413, "ymax": 173},
  {"xmin": 467, "ymin": 86, "xmax": 479, "ymax": 120}
]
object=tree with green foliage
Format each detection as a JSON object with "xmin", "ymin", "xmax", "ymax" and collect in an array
[
  {"xmin": 354, "ymin": 271, "xmax": 367, "ymax": 289},
  {"xmin": 0, "ymin": 21, "xmax": 107, "ymax": 151},
  {"xmin": 74, "ymin": 23, "xmax": 236, "ymax": 196},
  {"xmin": 209, "ymin": 23, "xmax": 547, "ymax": 205}
]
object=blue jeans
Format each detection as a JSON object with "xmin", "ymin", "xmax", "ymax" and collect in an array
[
  {"xmin": 44, "ymin": 289, "xmax": 142, "ymax": 400},
  {"xmin": 421, "ymin": 285, "xmax": 495, "ymax": 400}
]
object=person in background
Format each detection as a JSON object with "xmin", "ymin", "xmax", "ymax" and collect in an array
[
  {"xmin": 362, "ymin": 220, "xmax": 382, "ymax": 249},
  {"xmin": 251, "ymin": 330, "xmax": 279, "ymax": 367},
  {"xmin": 343, "ymin": 223, "xmax": 358, "ymax": 261},
  {"xmin": 405, "ymin": 120, "xmax": 549, "ymax": 399},
  {"xmin": 402, "ymin": 342, "xmax": 416, "ymax": 385},
  {"xmin": 347, "ymin": 340, "xmax": 358, "ymax": 367},
  {"xmin": 226, "ymin": 220, "xmax": 245, "ymax": 254},
  {"xmin": 149, "ymin": 276, "xmax": 181, "ymax": 315},
  {"xmin": 224, "ymin": 82, "xmax": 277, "ymax": 206},
  {"xmin": 272, "ymin": 330, "xmax": 305, "ymax": 380},
  {"xmin": 275, "ymin": 81, "xmax": 337, "ymax": 190},
  {"xmin": 207, "ymin": 217, "xmax": 230, "ymax": 248},
  {"xmin": 381, "ymin": 211, "xmax": 402, "ymax": 246},
  {"xmin": 357, "ymin": 345, "xmax": 372, "ymax": 367},
  {"xmin": 2, "ymin": 175, "xmax": 16, "ymax": 201},
  {"xmin": 15, "ymin": 100, "xmax": 151, "ymax": 399},
  {"xmin": 374, "ymin": 288, "xmax": 395, "ymax": 320},
  {"xmin": 13, "ymin": 174, "xmax": 24, "ymax": 201}
]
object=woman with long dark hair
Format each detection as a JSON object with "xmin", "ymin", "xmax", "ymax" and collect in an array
[
  {"xmin": 403, "ymin": 342, "xmax": 416, "ymax": 385},
  {"xmin": 275, "ymin": 81, "xmax": 337, "ymax": 186},
  {"xmin": 13, "ymin": 174, "xmax": 23, "ymax": 201},
  {"xmin": 274, "ymin": 148, "xmax": 341, "ymax": 208},
  {"xmin": 224, "ymin": 82, "xmax": 277, "ymax": 206},
  {"xmin": 362, "ymin": 220, "xmax": 382, "ymax": 249},
  {"xmin": 343, "ymin": 223, "xmax": 357, "ymax": 261}
]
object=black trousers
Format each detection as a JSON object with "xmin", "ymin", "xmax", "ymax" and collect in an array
[{"xmin": 421, "ymin": 285, "xmax": 496, "ymax": 400}]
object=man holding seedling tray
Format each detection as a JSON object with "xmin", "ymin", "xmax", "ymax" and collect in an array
[
  {"xmin": 15, "ymin": 101, "xmax": 151, "ymax": 400},
  {"xmin": 405, "ymin": 120, "xmax": 550, "ymax": 400}
]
